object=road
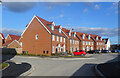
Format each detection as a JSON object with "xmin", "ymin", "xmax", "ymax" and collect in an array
[{"xmin": 10, "ymin": 53, "xmax": 118, "ymax": 76}]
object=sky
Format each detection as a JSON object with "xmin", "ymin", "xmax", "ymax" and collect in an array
[{"xmin": 0, "ymin": 2, "xmax": 119, "ymax": 44}]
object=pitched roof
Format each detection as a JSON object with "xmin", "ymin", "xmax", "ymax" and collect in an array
[
  {"xmin": 61, "ymin": 28, "xmax": 78, "ymax": 40},
  {"xmin": 36, "ymin": 16, "xmax": 66, "ymax": 37},
  {"xmin": 3, "ymin": 34, "xmax": 21, "ymax": 46},
  {"xmin": 102, "ymin": 38, "xmax": 109, "ymax": 44},
  {"xmin": 76, "ymin": 32, "xmax": 94, "ymax": 41},
  {"xmin": 9, "ymin": 34, "xmax": 21, "ymax": 41},
  {"xmin": 90, "ymin": 34, "xmax": 104, "ymax": 42},
  {"xmin": 2, "ymin": 40, "xmax": 13, "ymax": 46},
  {"xmin": 0, "ymin": 33, "xmax": 5, "ymax": 40}
]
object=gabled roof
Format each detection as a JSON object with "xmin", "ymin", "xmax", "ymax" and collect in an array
[
  {"xmin": 3, "ymin": 34, "xmax": 21, "ymax": 46},
  {"xmin": 0, "ymin": 33, "xmax": 5, "ymax": 40},
  {"xmin": 2, "ymin": 40, "xmax": 13, "ymax": 46},
  {"xmin": 35, "ymin": 16, "xmax": 66, "ymax": 37},
  {"xmin": 76, "ymin": 32, "xmax": 93, "ymax": 41},
  {"xmin": 61, "ymin": 28, "xmax": 78, "ymax": 40},
  {"xmin": 90, "ymin": 34, "xmax": 104, "ymax": 42},
  {"xmin": 102, "ymin": 38, "xmax": 109, "ymax": 44},
  {"xmin": 9, "ymin": 34, "xmax": 21, "ymax": 41}
]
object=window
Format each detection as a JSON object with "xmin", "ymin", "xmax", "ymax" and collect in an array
[
  {"xmin": 60, "ymin": 37, "xmax": 62, "ymax": 42},
  {"xmin": 96, "ymin": 36, "xmax": 98, "ymax": 40},
  {"xmin": 20, "ymin": 42, "xmax": 22, "ymax": 46},
  {"xmin": 97, "ymin": 42, "xmax": 98, "ymax": 45},
  {"xmin": 83, "ymin": 41, "xmax": 85, "ymax": 45},
  {"xmin": 64, "ymin": 38, "xmax": 65, "ymax": 43},
  {"xmin": 52, "ymin": 35, "xmax": 55, "ymax": 41},
  {"xmin": 92, "ymin": 42, "xmax": 93, "ymax": 45},
  {"xmin": 52, "ymin": 46, "xmax": 55, "ymax": 53},
  {"xmin": 82, "ymin": 34, "xmax": 85, "ymax": 39},
  {"xmin": 89, "ymin": 42, "xmax": 90, "ymax": 45},
  {"xmin": 57, "ymin": 36, "xmax": 59, "ymax": 41},
  {"xmin": 86, "ymin": 41, "xmax": 87, "ymax": 45},
  {"xmin": 43, "ymin": 51, "xmax": 45, "ymax": 54},
  {"xmin": 88, "ymin": 35, "xmax": 90, "ymax": 40},
  {"xmin": 51, "ymin": 25, "xmax": 54, "ymax": 31},
  {"xmin": 46, "ymin": 51, "xmax": 49, "ymax": 54},
  {"xmin": 35, "ymin": 34, "xmax": 38, "ymax": 40},
  {"xmin": 83, "ymin": 47, "xmax": 85, "ymax": 50}
]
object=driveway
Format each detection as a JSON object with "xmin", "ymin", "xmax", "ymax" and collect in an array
[{"xmin": 10, "ymin": 53, "xmax": 118, "ymax": 76}]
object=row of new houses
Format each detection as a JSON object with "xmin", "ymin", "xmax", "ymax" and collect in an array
[{"xmin": 0, "ymin": 15, "xmax": 110, "ymax": 56}]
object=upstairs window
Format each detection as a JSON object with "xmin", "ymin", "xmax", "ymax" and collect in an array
[
  {"xmin": 35, "ymin": 34, "xmax": 38, "ymax": 40},
  {"xmin": 88, "ymin": 35, "xmax": 91, "ymax": 40},
  {"xmin": 60, "ymin": 37, "xmax": 62, "ymax": 42},
  {"xmin": 101, "ymin": 37, "xmax": 102, "ymax": 41},
  {"xmin": 82, "ymin": 34, "xmax": 85, "ymax": 39},
  {"xmin": 86, "ymin": 41, "xmax": 87, "ymax": 45},
  {"xmin": 83, "ymin": 41, "xmax": 85, "ymax": 45},
  {"xmin": 96, "ymin": 36, "xmax": 98, "ymax": 40},
  {"xmin": 64, "ymin": 38, "xmax": 65, "ymax": 43},
  {"xmin": 89, "ymin": 42, "xmax": 90, "ymax": 45},
  {"xmin": 52, "ymin": 35, "xmax": 55, "ymax": 41},
  {"xmin": 57, "ymin": 36, "xmax": 59, "ymax": 41}
]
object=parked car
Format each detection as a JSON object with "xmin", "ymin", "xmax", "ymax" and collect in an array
[
  {"xmin": 73, "ymin": 50, "xmax": 86, "ymax": 56},
  {"xmin": 111, "ymin": 50, "xmax": 117, "ymax": 53},
  {"xmin": 101, "ymin": 50, "xmax": 109, "ymax": 53},
  {"xmin": 87, "ymin": 50, "xmax": 101, "ymax": 54},
  {"xmin": 115, "ymin": 50, "xmax": 120, "ymax": 53}
]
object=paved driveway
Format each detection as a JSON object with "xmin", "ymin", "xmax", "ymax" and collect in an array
[{"xmin": 10, "ymin": 53, "xmax": 118, "ymax": 76}]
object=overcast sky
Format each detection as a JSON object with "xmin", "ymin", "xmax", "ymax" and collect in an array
[{"xmin": 1, "ymin": 2, "xmax": 119, "ymax": 44}]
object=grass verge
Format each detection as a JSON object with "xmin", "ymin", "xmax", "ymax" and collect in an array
[{"xmin": 0, "ymin": 63, "xmax": 9, "ymax": 70}]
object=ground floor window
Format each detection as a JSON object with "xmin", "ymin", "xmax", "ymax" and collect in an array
[
  {"xmin": 43, "ymin": 51, "xmax": 45, "ymax": 54},
  {"xmin": 47, "ymin": 51, "xmax": 49, "ymax": 54},
  {"xmin": 52, "ymin": 46, "xmax": 55, "ymax": 53}
]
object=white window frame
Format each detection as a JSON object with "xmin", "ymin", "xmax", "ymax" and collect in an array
[
  {"xmin": 64, "ymin": 38, "xmax": 65, "ymax": 43},
  {"xmin": 35, "ymin": 34, "xmax": 38, "ymax": 40},
  {"xmin": 83, "ymin": 41, "xmax": 85, "ymax": 45},
  {"xmin": 86, "ymin": 41, "xmax": 87, "ymax": 45},
  {"xmin": 52, "ymin": 35, "xmax": 55, "ymax": 41},
  {"xmin": 60, "ymin": 37, "xmax": 62, "ymax": 42},
  {"xmin": 52, "ymin": 46, "xmax": 55, "ymax": 53},
  {"xmin": 83, "ymin": 34, "xmax": 85, "ymax": 39},
  {"xmin": 89, "ymin": 42, "xmax": 90, "ymax": 45},
  {"xmin": 57, "ymin": 36, "xmax": 59, "ymax": 41}
]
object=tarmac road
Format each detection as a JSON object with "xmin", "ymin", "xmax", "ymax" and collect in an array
[{"xmin": 10, "ymin": 53, "xmax": 118, "ymax": 77}]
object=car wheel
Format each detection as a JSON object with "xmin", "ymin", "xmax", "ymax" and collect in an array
[{"xmin": 81, "ymin": 54, "xmax": 84, "ymax": 56}]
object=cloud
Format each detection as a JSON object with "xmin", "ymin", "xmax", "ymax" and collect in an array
[
  {"xmin": 94, "ymin": 4, "xmax": 100, "ymax": 9},
  {"xmin": 59, "ymin": 14, "xmax": 64, "ymax": 18},
  {"xmin": 44, "ymin": 2, "xmax": 70, "ymax": 10},
  {"xmin": 112, "ymin": 2, "xmax": 118, "ymax": 9},
  {"xmin": 1, "ymin": 28, "xmax": 23, "ymax": 37},
  {"xmin": 2, "ymin": 2, "xmax": 36, "ymax": 12},
  {"xmin": 83, "ymin": 8, "xmax": 88, "ymax": 12},
  {"xmin": 65, "ymin": 27, "xmax": 118, "ymax": 37}
]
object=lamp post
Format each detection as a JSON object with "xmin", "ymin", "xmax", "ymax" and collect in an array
[{"xmin": 72, "ymin": 28, "xmax": 74, "ymax": 56}]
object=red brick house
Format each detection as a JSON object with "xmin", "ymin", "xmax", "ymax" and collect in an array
[
  {"xmin": 76, "ymin": 32, "xmax": 94, "ymax": 52},
  {"xmin": 19, "ymin": 15, "xmax": 67, "ymax": 56},
  {"xmin": 90, "ymin": 34, "xmax": 105, "ymax": 50},
  {"xmin": 62, "ymin": 28, "xmax": 79, "ymax": 53},
  {"xmin": 0, "ymin": 33, "xmax": 5, "ymax": 48},
  {"xmin": 3, "ymin": 34, "xmax": 21, "ymax": 48}
]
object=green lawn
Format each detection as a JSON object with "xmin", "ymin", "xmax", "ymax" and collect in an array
[{"xmin": 0, "ymin": 63, "xmax": 9, "ymax": 70}]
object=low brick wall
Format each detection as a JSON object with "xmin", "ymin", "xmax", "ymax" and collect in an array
[{"xmin": 15, "ymin": 48, "xmax": 22, "ymax": 54}]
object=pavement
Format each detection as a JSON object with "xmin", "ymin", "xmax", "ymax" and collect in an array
[{"xmin": 8, "ymin": 53, "xmax": 118, "ymax": 77}]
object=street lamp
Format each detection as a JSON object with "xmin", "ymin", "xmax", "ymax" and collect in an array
[{"xmin": 72, "ymin": 28, "xmax": 74, "ymax": 56}]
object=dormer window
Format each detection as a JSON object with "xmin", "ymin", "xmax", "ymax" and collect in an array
[
  {"xmin": 74, "ymin": 32, "xmax": 76, "ymax": 37},
  {"xmin": 96, "ymin": 36, "xmax": 98, "ymax": 40},
  {"xmin": 82, "ymin": 34, "xmax": 85, "ymax": 39},
  {"xmin": 35, "ymin": 34, "xmax": 38, "ymax": 40},
  {"xmin": 100, "ymin": 37, "xmax": 102, "ymax": 41},
  {"xmin": 88, "ymin": 35, "xmax": 91, "ymax": 40},
  {"xmin": 48, "ymin": 22, "xmax": 55, "ymax": 31}
]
